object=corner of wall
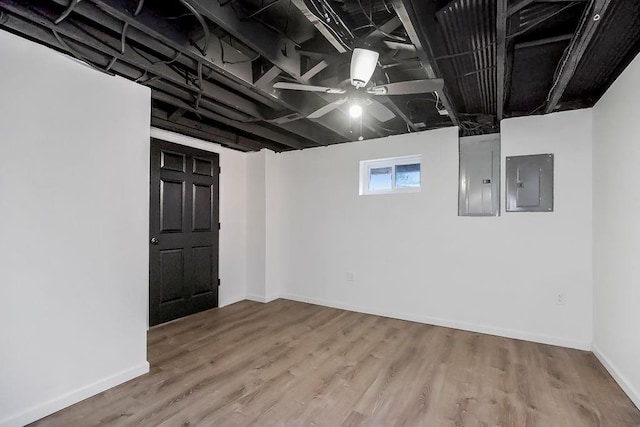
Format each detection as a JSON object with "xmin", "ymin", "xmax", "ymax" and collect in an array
[
  {"xmin": 590, "ymin": 51, "xmax": 640, "ymax": 411},
  {"xmin": 592, "ymin": 344, "xmax": 640, "ymax": 409}
]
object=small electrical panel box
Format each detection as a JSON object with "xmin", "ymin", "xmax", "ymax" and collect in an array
[
  {"xmin": 505, "ymin": 154, "xmax": 554, "ymax": 212},
  {"xmin": 459, "ymin": 134, "xmax": 500, "ymax": 216}
]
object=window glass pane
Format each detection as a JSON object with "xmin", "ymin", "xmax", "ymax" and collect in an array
[
  {"xmin": 369, "ymin": 166, "xmax": 392, "ymax": 191},
  {"xmin": 395, "ymin": 163, "xmax": 421, "ymax": 188}
]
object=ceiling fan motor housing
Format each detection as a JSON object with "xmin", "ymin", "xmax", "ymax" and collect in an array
[{"xmin": 350, "ymin": 48, "xmax": 379, "ymax": 88}]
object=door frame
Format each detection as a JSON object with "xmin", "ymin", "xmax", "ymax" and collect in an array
[{"xmin": 148, "ymin": 137, "xmax": 221, "ymax": 327}]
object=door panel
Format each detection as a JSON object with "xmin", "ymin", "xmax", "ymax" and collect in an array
[
  {"xmin": 160, "ymin": 249, "xmax": 185, "ymax": 303},
  {"xmin": 150, "ymin": 139, "xmax": 219, "ymax": 326},
  {"xmin": 161, "ymin": 151, "xmax": 186, "ymax": 172},
  {"xmin": 193, "ymin": 157, "xmax": 214, "ymax": 176},
  {"xmin": 192, "ymin": 246, "xmax": 214, "ymax": 296},
  {"xmin": 160, "ymin": 180, "xmax": 184, "ymax": 232},
  {"xmin": 192, "ymin": 184, "xmax": 212, "ymax": 231}
]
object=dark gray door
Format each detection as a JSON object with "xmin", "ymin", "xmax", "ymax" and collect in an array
[{"xmin": 149, "ymin": 139, "xmax": 219, "ymax": 326}]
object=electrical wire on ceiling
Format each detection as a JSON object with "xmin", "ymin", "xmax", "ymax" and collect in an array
[
  {"xmin": 129, "ymin": 43, "xmax": 182, "ymax": 67},
  {"xmin": 129, "ymin": 43, "xmax": 209, "ymax": 92},
  {"xmin": 305, "ymin": 0, "xmax": 354, "ymax": 50},
  {"xmin": 51, "ymin": 28, "xmax": 113, "ymax": 75},
  {"xmin": 354, "ymin": 0, "xmax": 406, "ymax": 42},
  {"xmin": 381, "ymin": 0, "xmax": 392, "ymax": 14},
  {"xmin": 405, "ymin": 94, "xmax": 442, "ymax": 112},
  {"xmin": 176, "ymin": 0, "xmax": 210, "ymax": 55},
  {"xmin": 134, "ymin": 0, "xmax": 145, "ymax": 16},
  {"xmin": 457, "ymin": 113, "xmax": 497, "ymax": 134},
  {"xmin": 217, "ymin": 0, "xmax": 303, "ymax": 46},
  {"xmin": 352, "ymin": 23, "xmax": 376, "ymax": 32},
  {"xmin": 161, "ymin": 13, "xmax": 193, "ymax": 19}
]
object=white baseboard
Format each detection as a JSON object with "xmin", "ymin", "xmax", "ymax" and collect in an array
[
  {"xmin": 219, "ymin": 294, "xmax": 246, "ymax": 308},
  {"xmin": 246, "ymin": 294, "xmax": 279, "ymax": 303},
  {"xmin": 279, "ymin": 293, "xmax": 591, "ymax": 351},
  {"xmin": 0, "ymin": 362, "xmax": 150, "ymax": 427},
  {"xmin": 592, "ymin": 343, "xmax": 640, "ymax": 410}
]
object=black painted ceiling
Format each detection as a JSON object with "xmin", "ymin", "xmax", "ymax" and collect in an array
[{"xmin": 1, "ymin": 0, "xmax": 638, "ymax": 151}]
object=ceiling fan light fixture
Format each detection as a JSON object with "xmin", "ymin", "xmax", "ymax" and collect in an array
[
  {"xmin": 349, "ymin": 103, "xmax": 363, "ymax": 118},
  {"xmin": 350, "ymin": 48, "xmax": 379, "ymax": 88}
]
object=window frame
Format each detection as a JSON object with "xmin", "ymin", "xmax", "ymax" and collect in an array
[{"xmin": 359, "ymin": 154, "xmax": 422, "ymax": 195}]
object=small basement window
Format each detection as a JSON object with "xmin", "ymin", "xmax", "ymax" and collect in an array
[{"xmin": 359, "ymin": 155, "xmax": 421, "ymax": 195}]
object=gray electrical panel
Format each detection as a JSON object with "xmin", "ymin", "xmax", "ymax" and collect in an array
[
  {"xmin": 458, "ymin": 134, "xmax": 501, "ymax": 216},
  {"xmin": 506, "ymin": 154, "xmax": 554, "ymax": 212}
]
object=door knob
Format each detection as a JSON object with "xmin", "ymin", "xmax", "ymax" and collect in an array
[{"xmin": 150, "ymin": 237, "xmax": 159, "ymax": 245}]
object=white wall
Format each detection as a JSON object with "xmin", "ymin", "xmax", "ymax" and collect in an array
[
  {"xmin": 265, "ymin": 150, "xmax": 286, "ymax": 300},
  {"xmin": 0, "ymin": 31, "xmax": 150, "ymax": 426},
  {"xmin": 246, "ymin": 151, "xmax": 267, "ymax": 301},
  {"xmin": 246, "ymin": 150, "xmax": 285, "ymax": 302},
  {"xmin": 150, "ymin": 128, "xmax": 248, "ymax": 307},
  {"xmin": 268, "ymin": 109, "xmax": 593, "ymax": 350},
  {"xmin": 592, "ymin": 53, "xmax": 640, "ymax": 408}
]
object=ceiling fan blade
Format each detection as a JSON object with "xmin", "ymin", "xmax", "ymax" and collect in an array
[
  {"xmin": 367, "ymin": 99, "xmax": 396, "ymax": 122},
  {"xmin": 307, "ymin": 98, "xmax": 348, "ymax": 119},
  {"xmin": 382, "ymin": 40, "xmax": 416, "ymax": 52},
  {"xmin": 273, "ymin": 82, "xmax": 345, "ymax": 94},
  {"xmin": 368, "ymin": 79, "xmax": 444, "ymax": 96}
]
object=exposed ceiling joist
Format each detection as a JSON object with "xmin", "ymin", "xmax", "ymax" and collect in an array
[
  {"xmin": 290, "ymin": 0, "xmax": 347, "ymax": 53},
  {"xmin": 151, "ymin": 111, "xmax": 265, "ymax": 152},
  {"xmin": 76, "ymin": 0, "xmax": 354, "ymax": 142},
  {"xmin": 508, "ymin": 2, "xmax": 583, "ymax": 40},
  {"xmin": 255, "ymin": 66, "xmax": 282, "ymax": 90},
  {"xmin": 545, "ymin": 0, "xmax": 613, "ymax": 113},
  {"xmin": 168, "ymin": 108, "xmax": 186, "ymax": 122},
  {"xmin": 301, "ymin": 60, "xmax": 329, "ymax": 81},
  {"xmin": 2, "ymin": 2, "xmax": 265, "ymax": 120},
  {"xmin": 90, "ymin": 0, "xmax": 256, "ymax": 83},
  {"xmin": 509, "ymin": 0, "xmax": 588, "ymax": 16},
  {"xmin": 149, "ymin": 80, "xmax": 254, "ymax": 123},
  {"xmin": 45, "ymin": 0, "xmax": 278, "ymax": 109},
  {"xmin": 151, "ymin": 118, "xmax": 251, "ymax": 152},
  {"xmin": 508, "ymin": 0, "xmax": 536, "ymax": 17},
  {"xmin": 379, "ymin": 98, "xmax": 420, "ymax": 131},
  {"xmin": 515, "ymin": 33, "xmax": 574, "ymax": 50},
  {"xmin": 184, "ymin": 0, "xmax": 384, "ymax": 138},
  {"xmin": 1, "ymin": 0, "xmax": 633, "ymax": 149},
  {"xmin": 271, "ymin": 118, "xmax": 338, "ymax": 145},
  {"xmin": 363, "ymin": 16, "xmax": 403, "ymax": 42},
  {"xmin": 152, "ymin": 91, "xmax": 308, "ymax": 149},
  {"xmin": 184, "ymin": 0, "xmax": 302, "ymax": 78},
  {"xmin": 390, "ymin": 0, "xmax": 460, "ymax": 128},
  {"xmin": 0, "ymin": 9, "xmax": 310, "ymax": 149}
]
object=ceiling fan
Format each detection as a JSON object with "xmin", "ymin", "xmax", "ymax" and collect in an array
[{"xmin": 273, "ymin": 48, "xmax": 444, "ymax": 123}]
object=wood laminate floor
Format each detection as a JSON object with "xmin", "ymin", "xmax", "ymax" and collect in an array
[{"xmin": 33, "ymin": 299, "xmax": 640, "ymax": 426}]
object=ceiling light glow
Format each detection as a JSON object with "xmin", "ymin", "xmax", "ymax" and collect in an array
[{"xmin": 349, "ymin": 104, "xmax": 362, "ymax": 118}]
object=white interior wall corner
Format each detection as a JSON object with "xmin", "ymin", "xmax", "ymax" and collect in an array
[
  {"xmin": 592, "ymin": 51, "xmax": 640, "ymax": 409},
  {"xmin": 246, "ymin": 150, "xmax": 267, "ymax": 301}
]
